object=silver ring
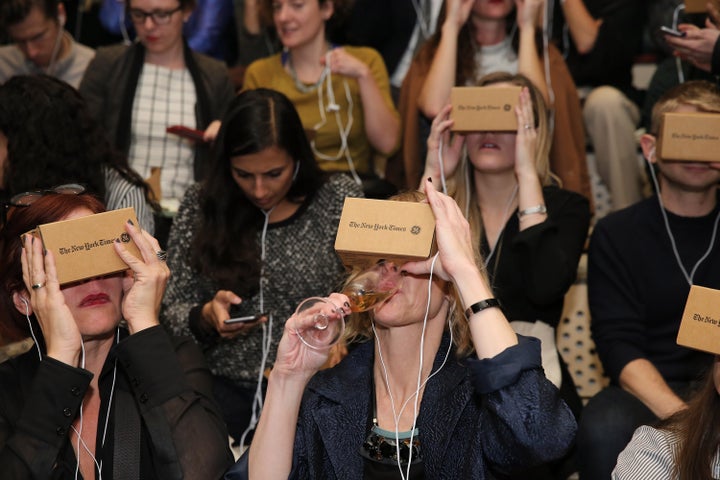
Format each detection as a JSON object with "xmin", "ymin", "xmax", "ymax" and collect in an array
[
  {"xmin": 156, "ymin": 250, "xmax": 168, "ymax": 261},
  {"xmin": 31, "ymin": 282, "xmax": 45, "ymax": 290},
  {"xmin": 524, "ymin": 124, "xmax": 532, "ymax": 130}
]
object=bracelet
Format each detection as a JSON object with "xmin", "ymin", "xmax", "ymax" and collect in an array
[
  {"xmin": 517, "ymin": 204, "xmax": 547, "ymax": 219},
  {"xmin": 464, "ymin": 298, "xmax": 501, "ymax": 320}
]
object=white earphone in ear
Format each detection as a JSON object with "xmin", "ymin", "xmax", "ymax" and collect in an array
[
  {"xmin": 649, "ymin": 147, "xmax": 656, "ymax": 160},
  {"xmin": 20, "ymin": 296, "xmax": 29, "ymax": 315},
  {"xmin": 58, "ymin": 14, "xmax": 66, "ymax": 27}
]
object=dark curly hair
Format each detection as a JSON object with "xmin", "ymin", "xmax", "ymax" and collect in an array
[
  {"xmin": 191, "ymin": 88, "xmax": 327, "ymax": 297},
  {"xmin": 0, "ymin": 194, "xmax": 106, "ymax": 342},
  {"xmin": 0, "ymin": 75, "xmax": 156, "ymax": 210}
]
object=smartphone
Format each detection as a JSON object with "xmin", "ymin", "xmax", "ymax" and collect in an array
[
  {"xmin": 660, "ymin": 26, "xmax": 686, "ymax": 37},
  {"xmin": 166, "ymin": 125, "xmax": 206, "ymax": 142},
  {"xmin": 224, "ymin": 312, "xmax": 268, "ymax": 325}
]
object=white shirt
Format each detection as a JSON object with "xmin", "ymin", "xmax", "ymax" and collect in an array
[{"xmin": 128, "ymin": 63, "xmax": 196, "ymax": 205}]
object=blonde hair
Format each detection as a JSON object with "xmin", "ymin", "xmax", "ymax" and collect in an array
[
  {"xmin": 649, "ymin": 80, "xmax": 720, "ymax": 135},
  {"xmin": 448, "ymin": 72, "xmax": 554, "ymax": 255},
  {"xmin": 342, "ymin": 190, "xmax": 476, "ymax": 358}
]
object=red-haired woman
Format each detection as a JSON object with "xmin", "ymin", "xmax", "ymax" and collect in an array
[{"xmin": 0, "ymin": 192, "xmax": 233, "ymax": 479}]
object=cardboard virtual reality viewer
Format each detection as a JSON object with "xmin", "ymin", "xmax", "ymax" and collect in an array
[
  {"xmin": 657, "ymin": 112, "xmax": 720, "ymax": 163},
  {"xmin": 334, "ymin": 197, "xmax": 437, "ymax": 269},
  {"xmin": 24, "ymin": 207, "xmax": 142, "ymax": 285},
  {"xmin": 450, "ymin": 86, "xmax": 522, "ymax": 132},
  {"xmin": 677, "ymin": 285, "xmax": 720, "ymax": 355},
  {"xmin": 684, "ymin": 0, "xmax": 720, "ymax": 13}
]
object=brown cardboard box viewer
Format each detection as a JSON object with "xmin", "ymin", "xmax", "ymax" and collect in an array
[
  {"xmin": 677, "ymin": 285, "xmax": 720, "ymax": 355},
  {"xmin": 24, "ymin": 207, "xmax": 142, "ymax": 285},
  {"xmin": 335, "ymin": 198, "xmax": 436, "ymax": 269},
  {"xmin": 657, "ymin": 112, "xmax": 720, "ymax": 163},
  {"xmin": 450, "ymin": 86, "xmax": 521, "ymax": 132}
]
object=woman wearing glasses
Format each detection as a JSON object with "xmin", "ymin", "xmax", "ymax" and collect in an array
[
  {"xmin": 79, "ymin": 0, "xmax": 234, "ymax": 212},
  {"xmin": 0, "ymin": 192, "xmax": 234, "ymax": 479}
]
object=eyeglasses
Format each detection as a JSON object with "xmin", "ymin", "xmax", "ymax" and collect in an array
[
  {"xmin": 1, "ymin": 183, "xmax": 85, "ymax": 226},
  {"xmin": 129, "ymin": 6, "xmax": 183, "ymax": 25}
]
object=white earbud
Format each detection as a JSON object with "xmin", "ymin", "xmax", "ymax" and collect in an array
[
  {"xmin": 324, "ymin": 51, "xmax": 340, "ymax": 113},
  {"xmin": 292, "ymin": 161, "xmax": 300, "ymax": 182},
  {"xmin": 648, "ymin": 147, "xmax": 656, "ymax": 161},
  {"xmin": 58, "ymin": 14, "xmax": 66, "ymax": 27},
  {"xmin": 20, "ymin": 296, "xmax": 29, "ymax": 315}
]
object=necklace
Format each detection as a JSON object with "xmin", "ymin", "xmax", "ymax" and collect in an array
[
  {"xmin": 361, "ymin": 378, "xmax": 422, "ymax": 467},
  {"xmin": 287, "ymin": 51, "xmax": 328, "ymax": 94}
]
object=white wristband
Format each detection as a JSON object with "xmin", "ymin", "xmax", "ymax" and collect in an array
[{"xmin": 517, "ymin": 204, "xmax": 547, "ymax": 219}]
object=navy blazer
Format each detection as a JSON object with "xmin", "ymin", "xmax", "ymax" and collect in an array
[{"xmin": 226, "ymin": 335, "xmax": 576, "ymax": 479}]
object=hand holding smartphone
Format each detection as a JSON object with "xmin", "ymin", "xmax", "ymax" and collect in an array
[
  {"xmin": 660, "ymin": 26, "xmax": 686, "ymax": 37},
  {"xmin": 224, "ymin": 312, "xmax": 269, "ymax": 325}
]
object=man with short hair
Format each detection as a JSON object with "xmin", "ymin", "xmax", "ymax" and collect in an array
[
  {"xmin": 577, "ymin": 80, "xmax": 720, "ymax": 480},
  {"xmin": 0, "ymin": 0, "xmax": 94, "ymax": 87}
]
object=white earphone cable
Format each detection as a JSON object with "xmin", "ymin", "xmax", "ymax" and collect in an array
[
  {"xmin": 645, "ymin": 156, "xmax": 720, "ymax": 286},
  {"xmin": 239, "ymin": 207, "xmax": 275, "ymax": 447},
  {"xmin": 309, "ymin": 52, "xmax": 361, "ymax": 185},
  {"xmin": 21, "ymin": 304, "xmax": 118, "ymax": 479},
  {"xmin": 372, "ymin": 253, "xmax": 452, "ymax": 479},
  {"xmin": 21, "ymin": 298, "xmax": 43, "ymax": 362}
]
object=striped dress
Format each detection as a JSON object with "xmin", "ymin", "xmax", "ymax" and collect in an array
[
  {"xmin": 613, "ymin": 425, "xmax": 720, "ymax": 479},
  {"xmin": 104, "ymin": 167, "xmax": 155, "ymax": 234}
]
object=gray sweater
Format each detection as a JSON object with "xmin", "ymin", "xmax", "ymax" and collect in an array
[{"xmin": 160, "ymin": 174, "xmax": 362, "ymax": 384}]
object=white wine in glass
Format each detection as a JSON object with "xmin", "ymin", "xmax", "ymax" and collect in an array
[
  {"xmin": 343, "ymin": 261, "xmax": 403, "ymax": 312},
  {"xmin": 292, "ymin": 262, "xmax": 403, "ymax": 349}
]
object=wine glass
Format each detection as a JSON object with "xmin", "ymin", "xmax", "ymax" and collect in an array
[
  {"xmin": 292, "ymin": 262, "xmax": 403, "ymax": 349},
  {"xmin": 342, "ymin": 261, "xmax": 403, "ymax": 313},
  {"xmin": 291, "ymin": 297, "xmax": 345, "ymax": 350}
]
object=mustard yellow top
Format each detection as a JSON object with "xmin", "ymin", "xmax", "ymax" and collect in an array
[{"xmin": 244, "ymin": 46, "xmax": 399, "ymax": 176}]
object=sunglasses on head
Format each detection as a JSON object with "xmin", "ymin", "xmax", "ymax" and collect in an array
[{"xmin": 1, "ymin": 183, "xmax": 85, "ymax": 226}]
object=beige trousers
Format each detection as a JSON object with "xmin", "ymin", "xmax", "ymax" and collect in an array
[{"xmin": 583, "ymin": 86, "xmax": 642, "ymax": 211}]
